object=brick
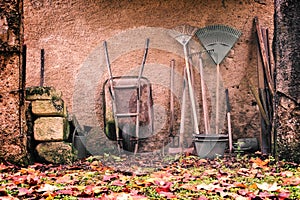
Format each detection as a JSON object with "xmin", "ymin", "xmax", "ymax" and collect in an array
[
  {"xmin": 35, "ymin": 142, "xmax": 75, "ymax": 164},
  {"xmin": 31, "ymin": 99, "xmax": 67, "ymax": 117},
  {"xmin": 34, "ymin": 117, "xmax": 69, "ymax": 141}
]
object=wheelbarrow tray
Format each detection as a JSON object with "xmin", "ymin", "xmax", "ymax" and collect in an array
[{"xmin": 103, "ymin": 76, "xmax": 154, "ymax": 152}]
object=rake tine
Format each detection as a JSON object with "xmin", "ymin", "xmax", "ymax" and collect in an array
[{"xmin": 196, "ymin": 24, "xmax": 241, "ymax": 134}]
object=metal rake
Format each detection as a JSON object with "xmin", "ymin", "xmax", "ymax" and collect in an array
[
  {"xmin": 196, "ymin": 24, "xmax": 241, "ymax": 137},
  {"xmin": 196, "ymin": 24, "xmax": 241, "ymax": 65}
]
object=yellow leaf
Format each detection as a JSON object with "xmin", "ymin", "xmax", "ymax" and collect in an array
[
  {"xmin": 77, "ymin": 185, "xmax": 86, "ymax": 191},
  {"xmin": 248, "ymin": 183, "xmax": 258, "ymax": 190},
  {"xmin": 45, "ymin": 194, "xmax": 54, "ymax": 200}
]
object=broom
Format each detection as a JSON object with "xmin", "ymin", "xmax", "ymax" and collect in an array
[{"xmin": 169, "ymin": 24, "xmax": 200, "ymax": 136}]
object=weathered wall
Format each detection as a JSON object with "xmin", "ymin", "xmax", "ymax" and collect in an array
[
  {"xmin": 23, "ymin": 0, "xmax": 274, "ymax": 141},
  {"xmin": 1, "ymin": 0, "xmax": 298, "ymax": 163},
  {"xmin": 0, "ymin": 0, "xmax": 30, "ymax": 164},
  {"xmin": 22, "ymin": 0, "xmax": 275, "ymax": 153},
  {"xmin": 274, "ymin": 0, "xmax": 300, "ymax": 162}
]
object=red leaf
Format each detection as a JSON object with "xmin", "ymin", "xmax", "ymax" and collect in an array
[
  {"xmin": 278, "ymin": 190, "xmax": 290, "ymax": 199},
  {"xmin": 111, "ymin": 179, "xmax": 125, "ymax": 186},
  {"xmin": 282, "ymin": 177, "xmax": 300, "ymax": 186},
  {"xmin": 155, "ymin": 181, "xmax": 172, "ymax": 193},
  {"xmin": 0, "ymin": 163, "xmax": 15, "ymax": 172},
  {"xmin": 26, "ymin": 175, "xmax": 39, "ymax": 186},
  {"xmin": 237, "ymin": 189, "xmax": 248, "ymax": 196},
  {"xmin": 56, "ymin": 175, "xmax": 70, "ymax": 183},
  {"xmin": 258, "ymin": 191, "xmax": 274, "ymax": 198},
  {"xmin": 12, "ymin": 175, "xmax": 27, "ymax": 185},
  {"xmin": 102, "ymin": 174, "xmax": 118, "ymax": 181},
  {"xmin": 83, "ymin": 185, "xmax": 95, "ymax": 196},
  {"xmin": 17, "ymin": 188, "xmax": 31, "ymax": 196}
]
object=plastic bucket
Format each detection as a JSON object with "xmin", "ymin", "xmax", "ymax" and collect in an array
[{"xmin": 193, "ymin": 134, "xmax": 228, "ymax": 159}]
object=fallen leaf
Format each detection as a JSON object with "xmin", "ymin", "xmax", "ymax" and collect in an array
[
  {"xmin": 102, "ymin": 174, "xmax": 118, "ymax": 181},
  {"xmin": 180, "ymin": 183, "xmax": 196, "ymax": 191},
  {"xmin": 54, "ymin": 189, "xmax": 74, "ymax": 196},
  {"xmin": 282, "ymin": 177, "xmax": 300, "ymax": 186},
  {"xmin": 0, "ymin": 187, "xmax": 9, "ymax": 196},
  {"xmin": 155, "ymin": 181, "xmax": 172, "ymax": 193},
  {"xmin": 37, "ymin": 184, "xmax": 60, "ymax": 192},
  {"xmin": 196, "ymin": 183, "xmax": 220, "ymax": 191},
  {"xmin": 0, "ymin": 163, "xmax": 15, "ymax": 172},
  {"xmin": 112, "ymin": 179, "xmax": 125, "ymax": 186},
  {"xmin": 280, "ymin": 170, "xmax": 294, "ymax": 177},
  {"xmin": 158, "ymin": 191, "xmax": 176, "ymax": 198},
  {"xmin": 250, "ymin": 157, "xmax": 269, "ymax": 168},
  {"xmin": 258, "ymin": 191, "xmax": 274, "ymax": 198},
  {"xmin": 248, "ymin": 183, "xmax": 258, "ymax": 190},
  {"xmin": 17, "ymin": 187, "xmax": 31, "ymax": 196},
  {"xmin": 278, "ymin": 189, "xmax": 290, "ymax": 199},
  {"xmin": 197, "ymin": 196, "xmax": 209, "ymax": 200},
  {"xmin": 0, "ymin": 196, "xmax": 19, "ymax": 200},
  {"xmin": 234, "ymin": 182, "xmax": 247, "ymax": 188},
  {"xmin": 256, "ymin": 182, "xmax": 281, "ymax": 192},
  {"xmin": 83, "ymin": 185, "xmax": 95, "ymax": 196}
]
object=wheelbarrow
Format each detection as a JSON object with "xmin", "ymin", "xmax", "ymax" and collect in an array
[{"xmin": 102, "ymin": 39, "xmax": 154, "ymax": 154}]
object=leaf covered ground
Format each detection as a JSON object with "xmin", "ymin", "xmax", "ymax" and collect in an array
[{"xmin": 1, "ymin": 153, "xmax": 300, "ymax": 200}]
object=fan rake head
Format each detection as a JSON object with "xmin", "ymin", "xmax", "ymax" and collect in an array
[
  {"xmin": 196, "ymin": 24, "xmax": 242, "ymax": 64},
  {"xmin": 169, "ymin": 24, "xmax": 198, "ymax": 46}
]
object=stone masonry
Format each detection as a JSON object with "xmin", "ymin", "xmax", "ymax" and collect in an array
[{"xmin": 26, "ymin": 86, "xmax": 75, "ymax": 164}]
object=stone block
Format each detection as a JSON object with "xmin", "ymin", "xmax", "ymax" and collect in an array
[
  {"xmin": 31, "ymin": 99, "xmax": 67, "ymax": 117},
  {"xmin": 34, "ymin": 117, "xmax": 69, "ymax": 141},
  {"xmin": 26, "ymin": 86, "xmax": 62, "ymax": 101},
  {"xmin": 35, "ymin": 142, "xmax": 75, "ymax": 164}
]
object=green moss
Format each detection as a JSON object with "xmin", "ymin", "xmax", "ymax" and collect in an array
[
  {"xmin": 63, "ymin": 118, "xmax": 70, "ymax": 141},
  {"xmin": 26, "ymin": 86, "xmax": 52, "ymax": 96},
  {"xmin": 51, "ymin": 98, "xmax": 64, "ymax": 112},
  {"xmin": 25, "ymin": 86, "xmax": 62, "ymax": 101}
]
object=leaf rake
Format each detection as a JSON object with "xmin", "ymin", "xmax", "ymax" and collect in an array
[
  {"xmin": 196, "ymin": 25, "xmax": 242, "ymax": 65},
  {"xmin": 196, "ymin": 25, "xmax": 241, "ymax": 135},
  {"xmin": 169, "ymin": 24, "xmax": 200, "ymax": 149}
]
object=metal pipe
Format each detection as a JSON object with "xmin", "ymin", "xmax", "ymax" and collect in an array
[{"xmin": 40, "ymin": 49, "xmax": 45, "ymax": 87}]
